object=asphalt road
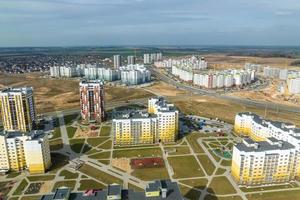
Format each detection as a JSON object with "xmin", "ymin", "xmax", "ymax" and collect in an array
[{"xmin": 151, "ymin": 68, "xmax": 300, "ymax": 114}]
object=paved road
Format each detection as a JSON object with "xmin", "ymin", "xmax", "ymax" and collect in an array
[{"xmin": 151, "ymin": 68, "xmax": 300, "ymax": 114}]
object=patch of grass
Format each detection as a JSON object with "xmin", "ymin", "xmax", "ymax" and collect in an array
[
  {"xmin": 240, "ymin": 183, "xmax": 298, "ymax": 192},
  {"xmin": 168, "ymin": 156, "xmax": 204, "ymax": 179},
  {"xmin": 81, "ymin": 144, "xmax": 92, "ymax": 154},
  {"xmin": 69, "ymin": 139, "xmax": 85, "ymax": 153},
  {"xmin": 89, "ymin": 151, "xmax": 111, "ymax": 159},
  {"xmin": 20, "ymin": 196, "xmax": 41, "ymax": 200},
  {"xmin": 27, "ymin": 175, "xmax": 55, "ymax": 182},
  {"xmin": 49, "ymin": 138, "xmax": 63, "ymax": 151},
  {"xmin": 86, "ymin": 148, "xmax": 100, "ymax": 155},
  {"xmin": 220, "ymin": 159, "xmax": 232, "ymax": 166},
  {"xmin": 246, "ymin": 190, "xmax": 300, "ymax": 200},
  {"xmin": 204, "ymin": 195, "xmax": 243, "ymax": 200},
  {"xmin": 59, "ymin": 170, "xmax": 79, "ymax": 179},
  {"xmin": 208, "ymin": 176, "xmax": 236, "ymax": 195},
  {"xmin": 100, "ymin": 126, "xmax": 111, "ymax": 136},
  {"xmin": 215, "ymin": 168, "xmax": 226, "ymax": 175},
  {"xmin": 179, "ymin": 184, "xmax": 201, "ymax": 200},
  {"xmin": 164, "ymin": 146, "xmax": 191, "ymax": 155},
  {"xmin": 98, "ymin": 140, "xmax": 112, "ymax": 150},
  {"xmin": 13, "ymin": 179, "xmax": 28, "ymax": 195},
  {"xmin": 67, "ymin": 126, "xmax": 77, "ymax": 138},
  {"xmin": 179, "ymin": 178, "xmax": 208, "ymax": 190},
  {"xmin": 78, "ymin": 164, "xmax": 122, "ymax": 185},
  {"xmin": 98, "ymin": 160, "xmax": 110, "ymax": 165},
  {"xmin": 128, "ymin": 183, "xmax": 144, "ymax": 192},
  {"xmin": 186, "ymin": 133, "xmax": 204, "ymax": 153},
  {"xmin": 6, "ymin": 172, "xmax": 21, "ymax": 178},
  {"xmin": 208, "ymin": 149, "xmax": 221, "ymax": 162},
  {"xmin": 87, "ymin": 137, "xmax": 109, "ymax": 147},
  {"xmin": 197, "ymin": 155, "xmax": 216, "ymax": 176},
  {"xmin": 78, "ymin": 179, "xmax": 106, "ymax": 191},
  {"xmin": 131, "ymin": 167, "xmax": 169, "ymax": 181},
  {"xmin": 113, "ymin": 148, "xmax": 162, "ymax": 158},
  {"xmin": 9, "ymin": 197, "xmax": 20, "ymax": 200},
  {"xmin": 52, "ymin": 181, "xmax": 76, "ymax": 192},
  {"xmin": 48, "ymin": 153, "xmax": 69, "ymax": 173},
  {"xmin": 64, "ymin": 114, "xmax": 78, "ymax": 125},
  {"xmin": 51, "ymin": 127, "xmax": 61, "ymax": 139}
]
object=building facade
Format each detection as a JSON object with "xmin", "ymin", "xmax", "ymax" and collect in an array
[
  {"xmin": 127, "ymin": 56, "xmax": 136, "ymax": 65},
  {"xmin": 0, "ymin": 130, "xmax": 51, "ymax": 174},
  {"xmin": 232, "ymin": 112, "xmax": 300, "ymax": 186},
  {"xmin": 0, "ymin": 87, "xmax": 37, "ymax": 132},
  {"xmin": 79, "ymin": 81, "xmax": 105, "ymax": 123},
  {"xmin": 114, "ymin": 55, "xmax": 121, "ymax": 69},
  {"xmin": 112, "ymin": 97, "xmax": 178, "ymax": 146}
]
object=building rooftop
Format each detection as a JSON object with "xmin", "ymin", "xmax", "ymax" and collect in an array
[
  {"xmin": 236, "ymin": 137, "xmax": 295, "ymax": 152},
  {"xmin": 113, "ymin": 111, "xmax": 157, "ymax": 120},
  {"xmin": 0, "ymin": 87, "xmax": 33, "ymax": 95},
  {"xmin": 40, "ymin": 180, "xmax": 184, "ymax": 200}
]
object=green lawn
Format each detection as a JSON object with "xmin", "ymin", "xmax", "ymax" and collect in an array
[
  {"xmin": 179, "ymin": 184, "xmax": 201, "ymax": 200},
  {"xmin": 98, "ymin": 140, "xmax": 112, "ymax": 149},
  {"xmin": 52, "ymin": 181, "xmax": 76, "ymax": 192},
  {"xmin": 87, "ymin": 137, "xmax": 109, "ymax": 147},
  {"xmin": 0, "ymin": 181, "xmax": 15, "ymax": 197},
  {"xmin": 131, "ymin": 167, "xmax": 169, "ymax": 181},
  {"xmin": 89, "ymin": 151, "xmax": 111, "ymax": 159},
  {"xmin": 59, "ymin": 170, "xmax": 79, "ymax": 179},
  {"xmin": 49, "ymin": 138, "xmax": 63, "ymax": 151},
  {"xmin": 164, "ymin": 146, "xmax": 191, "ymax": 155},
  {"xmin": 197, "ymin": 155, "xmax": 216, "ymax": 176},
  {"xmin": 6, "ymin": 172, "xmax": 21, "ymax": 178},
  {"xmin": 168, "ymin": 156, "xmax": 205, "ymax": 179},
  {"xmin": 27, "ymin": 175, "xmax": 55, "ymax": 182},
  {"xmin": 78, "ymin": 164, "xmax": 122, "ymax": 185},
  {"xmin": 64, "ymin": 114, "xmax": 78, "ymax": 125},
  {"xmin": 246, "ymin": 190, "xmax": 300, "ymax": 200},
  {"xmin": 204, "ymin": 195, "xmax": 243, "ymax": 200},
  {"xmin": 67, "ymin": 126, "xmax": 77, "ymax": 138},
  {"xmin": 13, "ymin": 179, "xmax": 29, "ymax": 195},
  {"xmin": 215, "ymin": 168, "xmax": 226, "ymax": 175},
  {"xmin": 48, "ymin": 153, "xmax": 69, "ymax": 173},
  {"xmin": 208, "ymin": 176, "xmax": 236, "ymax": 195},
  {"xmin": 186, "ymin": 133, "xmax": 204, "ymax": 153},
  {"xmin": 98, "ymin": 160, "xmax": 110, "ymax": 165},
  {"xmin": 81, "ymin": 144, "xmax": 92, "ymax": 154},
  {"xmin": 20, "ymin": 196, "xmax": 41, "ymax": 200},
  {"xmin": 51, "ymin": 127, "xmax": 61, "ymax": 139},
  {"xmin": 100, "ymin": 126, "xmax": 111, "ymax": 136},
  {"xmin": 69, "ymin": 139, "xmax": 85, "ymax": 153},
  {"xmin": 113, "ymin": 148, "xmax": 162, "ymax": 158},
  {"xmin": 78, "ymin": 179, "xmax": 106, "ymax": 191},
  {"xmin": 179, "ymin": 178, "xmax": 208, "ymax": 190}
]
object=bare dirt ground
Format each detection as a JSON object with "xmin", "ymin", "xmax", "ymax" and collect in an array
[
  {"xmin": 111, "ymin": 158, "xmax": 132, "ymax": 173},
  {"xmin": 39, "ymin": 182, "xmax": 52, "ymax": 194},
  {"xmin": 144, "ymin": 81, "xmax": 186, "ymax": 97},
  {"xmin": 228, "ymin": 80, "xmax": 300, "ymax": 107},
  {"xmin": 0, "ymin": 73, "xmax": 153, "ymax": 113},
  {"xmin": 203, "ymin": 54, "xmax": 298, "ymax": 70}
]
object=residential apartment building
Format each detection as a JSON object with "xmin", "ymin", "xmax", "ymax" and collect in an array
[
  {"xmin": 114, "ymin": 55, "xmax": 121, "ymax": 69},
  {"xmin": 79, "ymin": 81, "xmax": 105, "ymax": 123},
  {"xmin": 0, "ymin": 87, "xmax": 37, "ymax": 132},
  {"xmin": 112, "ymin": 97, "xmax": 178, "ymax": 146},
  {"xmin": 40, "ymin": 180, "xmax": 184, "ymax": 200},
  {"xmin": 0, "ymin": 130, "xmax": 51, "ymax": 174},
  {"xmin": 232, "ymin": 112, "xmax": 300, "ymax": 186},
  {"xmin": 127, "ymin": 56, "xmax": 136, "ymax": 65}
]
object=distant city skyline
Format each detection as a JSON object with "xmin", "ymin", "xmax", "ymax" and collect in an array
[{"xmin": 1, "ymin": 0, "xmax": 300, "ymax": 47}]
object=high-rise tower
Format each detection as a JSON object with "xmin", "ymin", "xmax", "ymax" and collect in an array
[{"xmin": 79, "ymin": 81, "xmax": 105, "ymax": 123}]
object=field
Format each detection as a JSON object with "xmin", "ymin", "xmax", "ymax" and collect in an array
[{"xmin": 0, "ymin": 73, "xmax": 153, "ymax": 113}]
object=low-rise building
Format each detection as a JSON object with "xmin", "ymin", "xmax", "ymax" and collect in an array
[{"xmin": 40, "ymin": 180, "xmax": 184, "ymax": 200}]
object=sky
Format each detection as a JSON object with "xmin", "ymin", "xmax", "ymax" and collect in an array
[{"xmin": 0, "ymin": 0, "xmax": 300, "ymax": 47}]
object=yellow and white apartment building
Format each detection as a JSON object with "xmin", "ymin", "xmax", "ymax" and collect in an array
[
  {"xmin": 232, "ymin": 112, "xmax": 300, "ymax": 186},
  {"xmin": 0, "ymin": 87, "xmax": 37, "ymax": 132},
  {"xmin": 0, "ymin": 130, "xmax": 51, "ymax": 174},
  {"xmin": 113, "ymin": 97, "xmax": 179, "ymax": 146}
]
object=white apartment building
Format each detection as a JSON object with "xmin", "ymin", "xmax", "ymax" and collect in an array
[
  {"xmin": 120, "ymin": 64, "xmax": 151, "ymax": 85},
  {"xmin": 232, "ymin": 112, "xmax": 300, "ymax": 186},
  {"xmin": 288, "ymin": 78, "xmax": 300, "ymax": 94}
]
